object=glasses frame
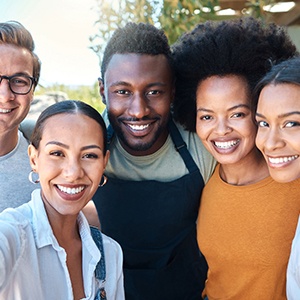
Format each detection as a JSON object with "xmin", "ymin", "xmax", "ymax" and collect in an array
[{"xmin": 0, "ymin": 74, "xmax": 37, "ymax": 95}]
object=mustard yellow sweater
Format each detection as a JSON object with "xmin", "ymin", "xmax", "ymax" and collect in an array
[{"xmin": 197, "ymin": 164, "xmax": 300, "ymax": 300}]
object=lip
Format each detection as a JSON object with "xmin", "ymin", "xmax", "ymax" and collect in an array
[
  {"xmin": 122, "ymin": 120, "xmax": 156, "ymax": 137},
  {"xmin": 266, "ymin": 154, "xmax": 299, "ymax": 169},
  {"xmin": 0, "ymin": 107, "xmax": 15, "ymax": 114},
  {"xmin": 211, "ymin": 138, "xmax": 240, "ymax": 154},
  {"xmin": 55, "ymin": 184, "xmax": 87, "ymax": 201}
]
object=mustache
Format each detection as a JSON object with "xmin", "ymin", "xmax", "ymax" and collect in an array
[{"xmin": 118, "ymin": 117, "xmax": 160, "ymax": 122}]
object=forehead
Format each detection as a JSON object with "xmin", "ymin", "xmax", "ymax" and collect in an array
[
  {"xmin": 258, "ymin": 83, "xmax": 300, "ymax": 113},
  {"xmin": 104, "ymin": 53, "xmax": 173, "ymax": 83},
  {"xmin": 41, "ymin": 113, "xmax": 103, "ymax": 141},
  {"xmin": 0, "ymin": 44, "xmax": 33, "ymax": 74},
  {"xmin": 197, "ymin": 75, "xmax": 250, "ymax": 107}
]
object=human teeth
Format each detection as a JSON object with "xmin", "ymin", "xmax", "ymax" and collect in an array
[
  {"xmin": 215, "ymin": 140, "xmax": 239, "ymax": 149},
  {"xmin": 0, "ymin": 108, "xmax": 12, "ymax": 113},
  {"xmin": 269, "ymin": 155, "xmax": 299, "ymax": 164},
  {"xmin": 57, "ymin": 185, "xmax": 85, "ymax": 194},
  {"xmin": 128, "ymin": 124, "xmax": 149, "ymax": 131}
]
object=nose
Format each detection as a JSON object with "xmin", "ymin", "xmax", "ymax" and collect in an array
[
  {"xmin": 63, "ymin": 159, "xmax": 84, "ymax": 181},
  {"xmin": 0, "ymin": 78, "xmax": 14, "ymax": 102},
  {"xmin": 127, "ymin": 93, "xmax": 150, "ymax": 119},
  {"xmin": 263, "ymin": 128, "xmax": 285, "ymax": 151},
  {"xmin": 215, "ymin": 118, "xmax": 232, "ymax": 135}
]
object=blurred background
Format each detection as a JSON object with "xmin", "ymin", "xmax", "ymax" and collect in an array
[{"xmin": 1, "ymin": 0, "xmax": 299, "ymax": 117}]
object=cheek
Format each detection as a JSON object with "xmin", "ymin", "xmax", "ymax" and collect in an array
[
  {"xmin": 255, "ymin": 130, "xmax": 264, "ymax": 150},
  {"xmin": 196, "ymin": 123, "xmax": 208, "ymax": 141}
]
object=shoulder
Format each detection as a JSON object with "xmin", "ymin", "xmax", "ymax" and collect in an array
[
  {"xmin": 174, "ymin": 121, "xmax": 206, "ymax": 149},
  {"xmin": 19, "ymin": 119, "xmax": 36, "ymax": 141}
]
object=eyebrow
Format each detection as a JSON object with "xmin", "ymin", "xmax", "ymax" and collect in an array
[
  {"xmin": 45, "ymin": 141, "xmax": 102, "ymax": 151},
  {"xmin": 256, "ymin": 111, "xmax": 300, "ymax": 119},
  {"xmin": 109, "ymin": 81, "xmax": 167, "ymax": 88},
  {"xmin": 197, "ymin": 104, "xmax": 250, "ymax": 113}
]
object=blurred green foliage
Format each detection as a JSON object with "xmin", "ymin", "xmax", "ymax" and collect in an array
[
  {"xmin": 90, "ymin": 0, "xmax": 277, "ymax": 62},
  {"xmin": 35, "ymin": 81, "xmax": 106, "ymax": 113}
]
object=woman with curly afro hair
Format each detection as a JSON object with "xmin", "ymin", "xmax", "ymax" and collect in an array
[{"xmin": 172, "ymin": 17, "xmax": 299, "ymax": 299}]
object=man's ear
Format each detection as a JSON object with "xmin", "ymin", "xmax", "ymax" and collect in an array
[
  {"xmin": 28, "ymin": 144, "xmax": 39, "ymax": 171},
  {"xmin": 98, "ymin": 78, "xmax": 106, "ymax": 105}
]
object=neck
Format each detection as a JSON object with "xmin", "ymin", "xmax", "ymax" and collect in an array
[
  {"xmin": 0, "ymin": 127, "xmax": 19, "ymax": 156},
  {"xmin": 219, "ymin": 148, "xmax": 269, "ymax": 186},
  {"xmin": 43, "ymin": 199, "xmax": 80, "ymax": 246}
]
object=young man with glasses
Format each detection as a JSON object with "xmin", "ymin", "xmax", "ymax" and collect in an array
[{"xmin": 0, "ymin": 21, "xmax": 41, "ymax": 212}]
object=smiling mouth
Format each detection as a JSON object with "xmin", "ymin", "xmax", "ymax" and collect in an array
[
  {"xmin": 127, "ymin": 123, "xmax": 150, "ymax": 131},
  {"xmin": 0, "ymin": 108, "xmax": 13, "ymax": 114},
  {"xmin": 56, "ymin": 185, "xmax": 85, "ymax": 195},
  {"xmin": 214, "ymin": 139, "xmax": 239, "ymax": 149},
  {"xmin": 268, "ymin": 155, "xmax": 299, "ymax": 164}
]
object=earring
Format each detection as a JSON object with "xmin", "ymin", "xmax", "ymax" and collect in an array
[
  {"xmin": 99, "ymin": 175, "xmax": 107, "ymax": 187},
  {"xmin": 28, "ymin": 170, "xmax": 40, "ymax": 184}
]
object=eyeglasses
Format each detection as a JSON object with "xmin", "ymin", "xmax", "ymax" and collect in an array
[{"xmin": 0, "ymin": 74, "xmax": 37, "ymax": 95}]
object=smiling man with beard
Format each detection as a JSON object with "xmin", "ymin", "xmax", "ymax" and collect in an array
[{"xmin": 88, "ymin": 22, "xmax": 216, "ymax": 300}]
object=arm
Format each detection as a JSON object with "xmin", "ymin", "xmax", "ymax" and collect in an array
[{"xmin": 0, "ymin": 221, "xmax": 23, "ymax": 289}]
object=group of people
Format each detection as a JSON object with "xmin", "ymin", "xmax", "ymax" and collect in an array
[{"xmin": 0, "ymin": 15, "xmax": 299, "ymax": 300}]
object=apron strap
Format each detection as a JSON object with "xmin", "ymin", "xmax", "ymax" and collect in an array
[
  {"xmin": 90, "ymin": 226, "xmax": 107, "ymax": 300},
  {"xmin": 168, "ymin": 118, "xmax": 199, "ymax": 174},
  {"xmin": 107, "ymin": 119, "xmax": 199, "ymax": 174}
]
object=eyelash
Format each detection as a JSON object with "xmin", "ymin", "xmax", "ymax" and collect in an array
[
  {"xmin": 199, "ymin": 112, "xmax": 245, "ymax": 121},
  {"xmin": 114, "ymin": 90, "xmax": 162, "ymax": 96},
  {"xmin": 199, "ymin": 115, "xmax": 212, "ymax": 121},
  {"xmin": 83, "ymin": 153, "xmax": 99, "ymax": 159},
  {"xmin": 50, "ymin": 151, "xmax": 63, "ymax": 156},
  {"xmin": 49, "ymin": 151, "xmax": 99, "ymax": 159},
  {"xmin": 286, "ymin": 121, "xmax": 300, "ymax": 128}
]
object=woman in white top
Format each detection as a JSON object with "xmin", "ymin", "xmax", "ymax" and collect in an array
[
  {"xmin": 255, "ymin": 56, "xmax": 300, "ymax": 300},
  {"xmin": 0, "ymin": 100, "xmax": 125, "ymax": 300}
]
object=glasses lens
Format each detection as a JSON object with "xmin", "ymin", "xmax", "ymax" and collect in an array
[{"xmin": 10, "ymin": 75, "xmax": 33, "ymax": 94}]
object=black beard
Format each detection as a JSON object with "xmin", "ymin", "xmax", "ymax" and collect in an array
[{"xmin": 107, "ymin": 114, "xmax": 164, "ymax": 153}]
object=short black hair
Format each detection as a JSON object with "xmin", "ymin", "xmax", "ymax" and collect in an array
[
  {"xmin": 171, "ymin": 17, "xmax": 298, "ymax": 131},
  {"xmin": 31, "ymin": 100, "xmax": 108, "ymax": 154},
  {"xmin": 101, "ymin": 22, "xmax": 172, "ymax": 79}
]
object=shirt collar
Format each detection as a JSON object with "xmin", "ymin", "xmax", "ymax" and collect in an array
[{"xmin": 30, "ymin": 189, "xmax": 100, "ymax": 264}]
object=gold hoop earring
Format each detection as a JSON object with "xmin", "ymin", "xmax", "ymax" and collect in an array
[
  {"xmin": 99, "ymin": 175, "xmax": 107, "ymax": 187},
  {"xmin": 28, "ymin": 170, "xmax": 40, "ymax": 184}
]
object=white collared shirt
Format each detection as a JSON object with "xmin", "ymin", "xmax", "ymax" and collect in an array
[
  {"xmin": 287, "ymin": 215, "xmax": 300, "ymax": 300},
  {"xmin": 0, "ymin": 189, "xmax": 124, "ymax": 299}
]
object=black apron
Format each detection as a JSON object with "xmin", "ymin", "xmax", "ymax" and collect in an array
[{"xmin": 94, "ymin": 119, "xmax": 207, "ymax": 300}]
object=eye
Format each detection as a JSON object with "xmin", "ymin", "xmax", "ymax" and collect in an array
[
  {"xmin": 257, "ymin": 120, "xmax": 269, "ymax": 128},
  {"xmin": 231, "ymin": 112, "xmax": 245, "ymax": 118},
  {"xmin": 285, "ymin": 121, "xmax": 300, "ymax": 128},
  {"xmin": 82, "ymin": 153, "xmax": 99, "ymax": 159},
  {"xmin": 50, "ymin": 150, "xmax": 64, "ymax": 157},
  {"xmin": 147, "ymin": 90, "xmax": 161, "ymax": 96},
  {"xmin": 115, "ymin": 90, "xmax": 131, "ymax": 95},
  {"xmin": 11, "ymin": 76, "xmax": 31, "ymax": 87},
  {"xmin": 199, "ymin": 115, "xmax": 212, "ymax": 121}
]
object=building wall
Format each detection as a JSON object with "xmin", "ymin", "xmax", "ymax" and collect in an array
[{"xmin": 288, "ymin": 25, "xmax": 300, "ymax": 51}]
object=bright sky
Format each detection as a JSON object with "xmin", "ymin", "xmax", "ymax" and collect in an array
[{"xmin": 0, "ymin": 0, "xmax": 101, "ymax": 87}]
